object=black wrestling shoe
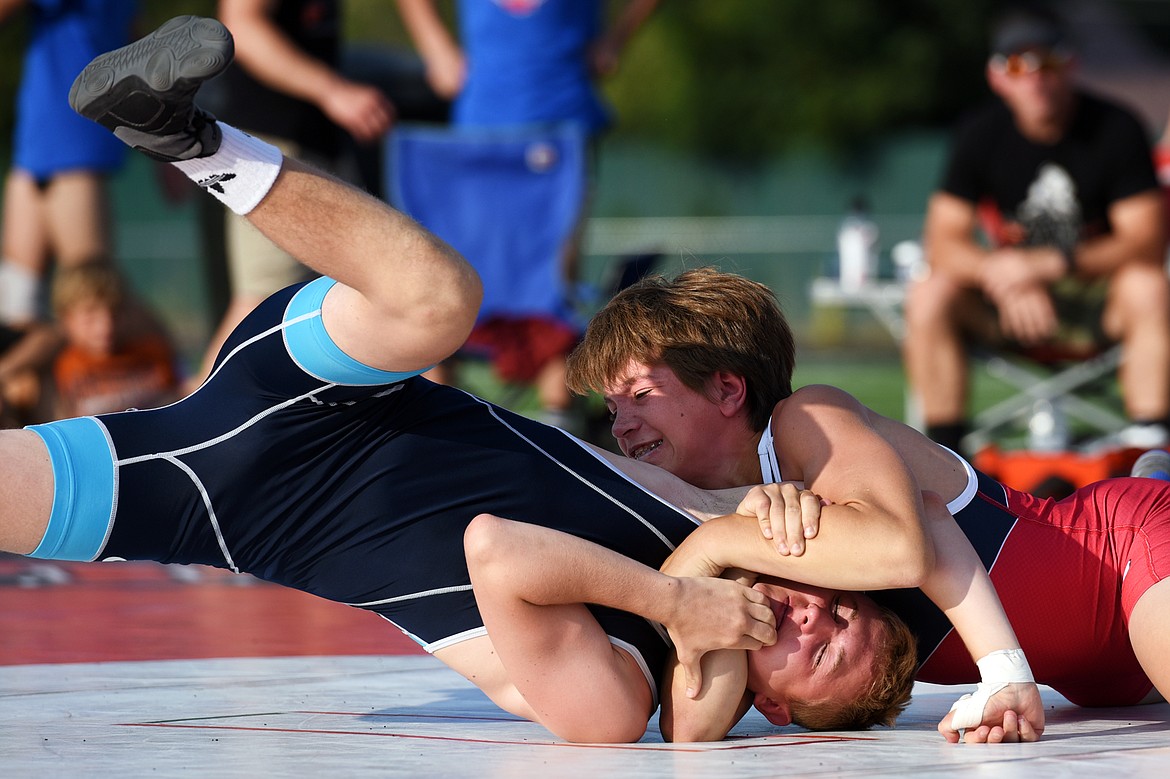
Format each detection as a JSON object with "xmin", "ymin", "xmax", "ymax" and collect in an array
[{"xmin": 69, "ymin": 15, "xmax": 233, "ymax": 162}]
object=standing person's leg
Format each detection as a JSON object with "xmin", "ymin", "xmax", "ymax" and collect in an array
[
  {"xmin": 0, "ymin": 171, "xmax": 50, "ymax": 325},
  {"xmin": 41, "ymin": 171, "xmax": 112, "ymax": 267}
]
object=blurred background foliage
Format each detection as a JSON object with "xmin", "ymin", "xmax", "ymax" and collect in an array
[
  {"xmin": 7, "ymin": 0, "xmax": 1170, "ymax": 162},
  {"xmin": 0, "ymin": 0, "xmax": 1001, "ymax": 164}
]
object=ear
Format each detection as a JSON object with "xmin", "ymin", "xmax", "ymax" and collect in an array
[
  {"xmin": 709, "ymin": 370, "xmax": 748, "ymax": 417},
  {"xmin": 753, "ymin": 691, "xmax": 792, "ymax": 726}
]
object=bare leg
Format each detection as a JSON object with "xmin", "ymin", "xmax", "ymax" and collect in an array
[
  {"xmin": 432, "ymin": 635, "xmax": 538, "ymax": 721},
  {"xmin": 903, "ymin": 273, "xmax": 972, "ymax": 426},
  {"xmin": 0, "ymin": 429, "xmax": 55, "ymax": 554},
  {"xmin": 1, "ymin": 171, "xmax": 50, "ymax": 276},
  {"xmin": 463, "ymin": 514, "xmax": 656, "ymax": 742},
  {"xmin": 1103, "ymin": 263, "xmax": 1170, "ymax": 422},
  {"xmin": 42, "ymin": 171, "xmax": 112, "ymax": 266},
  {"xmin": 1129, "ymin": 578, "xmax": 1170, "ymax": 701}
]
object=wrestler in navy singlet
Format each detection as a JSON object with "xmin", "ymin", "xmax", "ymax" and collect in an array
[{"xmin": 34, "ymin": 278, "xmax": 703, "ymax": 685}]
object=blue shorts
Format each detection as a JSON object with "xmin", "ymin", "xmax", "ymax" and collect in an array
[{"xmin": 27, "ymin": 277, "xmax": 700, "ymax": 692}]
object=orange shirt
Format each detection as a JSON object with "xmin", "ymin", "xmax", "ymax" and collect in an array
[{"xmin": 54, "ymin": 334, "xmax": 178, "ymax": 417}]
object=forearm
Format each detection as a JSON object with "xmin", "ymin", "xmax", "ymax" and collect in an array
[
  {"xmin": 1071, "ymin": 191, "xmax": 1166, "ymax": 277},
  {"xmin": 0, "ymin": 324, "xmax": 61, "ymax": 381},
  {"xmin": 603, "ymin": 0, "xmax": 659, "ymax": 51},
  {"xmin": 219, "ymin": 1, "xmax": 345, "ymax": 109},
  {"xmin": 464, "ymin": 514, "xmax": 683, "ymax": 621},
  {"xmin": 671, "ymin": 507, "xmax": 930, "ymax": 591},
  {"xmin": 660, "ymin": 649, "xmax": 751, "ymax": 742},
  {"xmin": 0, "ymin": 0, "xmax": 26, "ymax": 24},
  {"xmin": 396, "ymin": 0, "xmax": 462, "ymax": 67},
  {"xmin": 922, "ymin": 510, "xmax": 1020, "ymax": 659}
]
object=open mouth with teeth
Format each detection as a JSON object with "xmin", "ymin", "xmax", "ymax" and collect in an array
[{"xmin": 628, "ymin": 440, "xmax": 662, "ymax": 460}]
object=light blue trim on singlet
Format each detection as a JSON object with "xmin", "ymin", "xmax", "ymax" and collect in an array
[
  {"xmin": 755, "ymin": 415, "xmax": 981, "ymax": 514},
  {"xmin": 26, "ymin": 417, "xmax": 116, "ymax": 561},
  {"xmin": 283, "ymin": 277, "xmax": 430, "ymax": 385}
]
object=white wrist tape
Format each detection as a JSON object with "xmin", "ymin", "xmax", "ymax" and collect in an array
[
  {"xmin": 948, "ymin": 649, "xmax": 1034, "ymax": 730},
  {"xmin": 172, "ymin": 124, "xmax": 283, "ymax": 215}
]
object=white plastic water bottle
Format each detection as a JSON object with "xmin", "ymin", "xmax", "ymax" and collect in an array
[
  {"xmin": 1028, "ymin": 399, "xmax": 1068, "ymax": 451},
  {"xmin": 837, "ymin": 197, "xmax": 879, "ymax": 292}
]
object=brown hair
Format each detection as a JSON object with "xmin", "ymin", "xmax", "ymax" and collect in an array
[
  {"xmin": 565, "ymin": 267, "xmax": 795, "ymax": 432},
  {"xmin": 788, "ymin": 605, "xmax": 918, "ymax": 731},
  {"xmin": 51, "ymin": 260, "xmax": 125, "ymax": 317}
]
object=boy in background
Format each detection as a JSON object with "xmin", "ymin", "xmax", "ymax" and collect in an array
[{"xmin": 51, "ymin": 261, "xmax": 178, "ymax": 417}]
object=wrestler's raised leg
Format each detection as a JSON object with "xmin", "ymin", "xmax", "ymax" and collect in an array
[{"xmin": 70, "ymin": 15, "xmax": 480, "ymax": 374}]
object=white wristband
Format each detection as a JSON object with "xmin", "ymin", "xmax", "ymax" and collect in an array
[
  {"xmin": 172, "ymin": 124, "xmax": 283, "ymax": 215},
  {"xmin": 976, "ymin": 648, "xmax": 1034, "ymax": 685},
  {"xmin": 948, "ymin": 649, "xmax": 1034, "ymax": 730}
]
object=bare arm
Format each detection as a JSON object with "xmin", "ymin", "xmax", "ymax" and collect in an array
[
  {"xmin": 244, "ymin": 157, "xmax": 481, "ymax": 372},
  {"xmin": 218, "ymin": 0, "xmax": 394, "ymax": 141},
  {"xmin": 394, "ymin": 0, "xmax": 466, "ymax": 99},
  {"xmin": 590, "ymin": 0, "xmax": 659, "ymax": 77},
  {"xmin": 921, "ymin": 495, "xmax": 1044, "ymax": 742},
  {"xmin": 1074, "ymin": 190, "xmax": 1166, "ymax": 277},
  {"xmin": 660, "ymin": 647, "xmax": 752, "ymax": 742},
  {"xmin": 462, "ymin": 515, "xmax": 776, "ymax": 740},
  {"xmin": 0, "ymin": 0, "xmax": 26, "ymax": 24},
  {"xmin": 464, "ymin": 515, "xmax": 776, "ymax": 661}
]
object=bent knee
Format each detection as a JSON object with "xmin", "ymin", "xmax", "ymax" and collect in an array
[
  {"xmin": 463, "ymin": 513, "xmax": 508, "ymax": 571},
  {"xmin": 552, "ymin": 711, "xmax": 649, "ymax": 744}
]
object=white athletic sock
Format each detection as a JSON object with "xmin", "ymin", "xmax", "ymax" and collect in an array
[
  {"xmin": 171, "ymin": 124, "xmax": 283, "ymax": 215},
  {"xmin": 0, "ymin": 260, "xmax": 41, "ymax": 325}
]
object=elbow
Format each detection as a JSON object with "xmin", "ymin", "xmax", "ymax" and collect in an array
[{"xmin": 662, "ymin": 722, "xmax": 725, "ymax": 743}]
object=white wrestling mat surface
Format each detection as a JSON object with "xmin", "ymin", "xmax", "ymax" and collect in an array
[{"xmin": 3, "ymin": 656, "xmax": 1168, "ymax": 778}]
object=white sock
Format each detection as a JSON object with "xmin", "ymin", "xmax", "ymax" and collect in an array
[
  {"xmin": 0, "ymin": 260, "xmax": 41, "ymax": 325},
  {"xmin": 172, "ymin": 124, "xmax": 283, "ymax": 215}
]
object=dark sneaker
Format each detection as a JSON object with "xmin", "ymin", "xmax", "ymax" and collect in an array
[
  {"xmin": 1131, "ymin": 449, "xmax": 1170, "ymax": 481},
  {"xmin": 69, "ymin": 15, "xmax": 233, "ymax": 162}
]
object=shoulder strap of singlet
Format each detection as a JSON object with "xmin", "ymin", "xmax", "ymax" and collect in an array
[
  {"xmin": 939, "ymin": 444, "xmax": 980, "ymax": 514},
  {"xmin": 757, "ymin": 415, "xmax": 782, "ymax": 483}
]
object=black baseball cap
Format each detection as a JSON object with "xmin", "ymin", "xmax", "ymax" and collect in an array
[{"xmin": 991, "ymin": 6, "xmax": 1067, "ymax": 56}]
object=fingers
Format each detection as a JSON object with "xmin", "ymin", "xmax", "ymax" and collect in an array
[
  {"xmin": 1018, "ymin": 714, "xmax": 1040, "ymax": 743},
  {"xmin": 743, "ymin": 483, "xmax": 822, "ymax": 555},
  {"xmin": 678, "ymin": 651, "xmax": 703, "ymax": 699},
  {"xmin": 942, "ymin": 710, "xmax": 1038, "ymax": 745},
  {"xmin": 747, "ymin": 601, "xmax": 777, "ymax": 646}
]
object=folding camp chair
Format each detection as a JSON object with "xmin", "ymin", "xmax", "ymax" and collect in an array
[{"xmin": 385, "ymin": 122, "xmax": 589, "ymax": 412}]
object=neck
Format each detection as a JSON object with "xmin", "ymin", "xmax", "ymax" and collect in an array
[{"xmin": 588, "ymin": 444, "xmax": 751, "ymax": 521}]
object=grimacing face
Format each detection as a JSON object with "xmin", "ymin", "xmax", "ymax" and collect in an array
[
  {"xmin": 746, "ymin": 579, "xmax": 886, "ymax": 716},
  {"xmin": 602, "ymin": 360, "xmax": 746, "ymax": 490}
]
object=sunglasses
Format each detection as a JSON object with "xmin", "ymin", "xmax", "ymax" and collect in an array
[{"xmin": 990, "ymin": 50, "xmax": 1072, "ymax": 77}]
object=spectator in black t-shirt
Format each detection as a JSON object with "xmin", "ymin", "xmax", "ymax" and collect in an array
[{"xmin": 903, "ymin": 2, "xmax": 1170, "ymax": 454}]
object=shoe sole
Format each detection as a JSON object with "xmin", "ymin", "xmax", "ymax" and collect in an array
[{"xmin": 69, "ymin": 15, "xmax": 233, "ymax": 127}]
